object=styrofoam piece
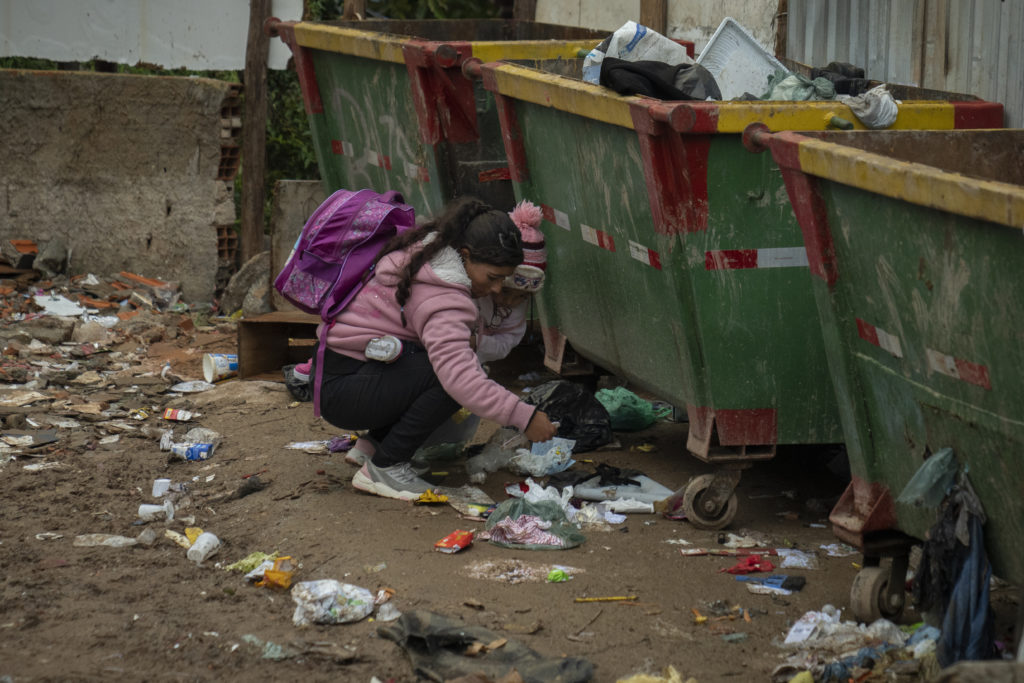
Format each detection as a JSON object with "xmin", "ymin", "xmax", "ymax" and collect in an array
[{"xmin": 696, "ymin": 17, "xmax": 791, "ymax": 100}]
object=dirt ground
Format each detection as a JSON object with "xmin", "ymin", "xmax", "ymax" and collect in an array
[{"xmin": 0, "ymin": 324, "xmax": 1019, "ymax": 683}]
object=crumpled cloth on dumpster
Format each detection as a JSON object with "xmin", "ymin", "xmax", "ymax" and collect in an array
[
  {"xmin": 378, "ymin": 610, "xmax": 595, "ymax": 683},
  {"xmin": 523, "ymin": 380, "xmax": 613, "ymax": 452},
  {"xmin": 837, "ymin": 84, "xmax": 900, "ymax": 129},
  {"xmin": 810, "ymin": 61, "xmax": 872, "ymax": 96},
  {"xmin": 762, "ymin": 71, "xmax": 836, "ymax": 101},
  {"xmin": 583, "ymin": 20, "xmax": 693, "ymax": 85},
  {"xmin": 600, "ymin": 58, "xmax": 721, "ymax": 101}
]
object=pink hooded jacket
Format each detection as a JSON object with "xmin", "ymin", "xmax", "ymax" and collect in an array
[{"xmin": 321, "ymin": 238, "xmax": 537, "ymax": 432}]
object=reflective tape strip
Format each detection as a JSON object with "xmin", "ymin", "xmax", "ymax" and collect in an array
[
  {"xmin": 367, "ymin": 150, "xmax": 391, "ymax": 170},
  {"xmin": 925, "ymin": 348, "xmax": 992, "ymax": 390},
  {"xmin": 331, "ymin": 140, "xmax": 354, "ymax": 156},
  {"xmin": 628, "ymin": 240, "xmax": 661, "ymax": 269},
  {"xmin": 540, "ymin": 203, "xmax": 570, "ymax": 230},
  {"xmin": 705, "ymin": 247, "xmax": 808, "ymax": 270},
  {"xmin": 855, "ymin": 318, "xmax": 903, "ymax": 358},
  {"xmin": 580, "ymin": 224, "xmax": 616, "ymax": 252},
  {"xmin": 403, "ymin": 161, "xmax": 429, "ymax": 182}
]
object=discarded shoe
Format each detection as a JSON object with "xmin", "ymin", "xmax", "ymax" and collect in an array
[
  {"xmin": 282, "ymin": 364, "xmax": 312, "ymax": 402},
  {"xmin": 352, "ymin": 461, "xmax": 434, "ymax": 501}
]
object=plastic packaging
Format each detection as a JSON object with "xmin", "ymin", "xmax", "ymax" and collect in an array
[
  {"xmin": 509, "ymin": 437, "xmax": 577, "ymax": 477},
  {"xmin": 171, "ymin": 442, "xmax": 215, "ymax": 461},
  {"xmin": 186, "ymin": 532, "xmax": 221, "ymax": 565},
  {"xmin": 73, "ymin": 533, "xmax": 138, "ymax": 547},
  {"xmin": 163, "ymin": 408, "xmax": 193, "ymax": 422},
  {"xmin": 291, "ymin": 580, "xmax": 374, "ymax": 626},
  {"xmin": 152, "ymin": 478, "xmax": 172, "ymax": 497},
  {"xmin": 137, "ymin": 499, "xmax": 175, "ymax": 522}
]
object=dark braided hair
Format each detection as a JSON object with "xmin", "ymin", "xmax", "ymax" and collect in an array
[{"xmin": 372, "ymin": 196, "xmax": 524, "ymax": 325}]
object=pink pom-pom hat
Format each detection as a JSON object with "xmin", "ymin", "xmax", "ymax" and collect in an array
[{"xmin": 506, "ymin": 200, "xmax": 546, "ymax": 292}]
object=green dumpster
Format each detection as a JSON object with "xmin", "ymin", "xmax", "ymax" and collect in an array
[
  {"xmin": 476, "ymin": 59, "xmax": 1003, "ymax": 529},
  {"xmin": 267, "ymin": 19, "xmax": 607, "ymax": 215},
  {"xmin": 750, "ymin": 126, "xmax": 1024, "ymax": 619}
]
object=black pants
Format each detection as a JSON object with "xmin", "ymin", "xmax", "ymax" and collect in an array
[{"xmin": 317, "ymin": 347, "xmax": 459, "ymax": 467}]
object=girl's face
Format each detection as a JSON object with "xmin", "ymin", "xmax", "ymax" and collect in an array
[{"xmin": 461, "ymin": 249, "xmax": 515, "ymax": 298}]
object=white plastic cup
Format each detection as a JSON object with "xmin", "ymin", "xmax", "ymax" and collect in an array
[
  {"xmin": 187, "ymin": 532, "xmax": 221, "ymax": 565},
  {"xmin": 152, "ymin": 478, "xmax": 172, "ymax": 497},
  {"xmin": 202, "ymin": 353, "xmax": 238, "ymax": 383},
  {"xmin": 138, "ymin": 499, "xmax": 174, "ymax": 522}
]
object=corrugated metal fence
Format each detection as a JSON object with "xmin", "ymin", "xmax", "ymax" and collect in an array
[{"xmin": 786, "ymin": 0, "xmax": 1024, "ymax": 127}]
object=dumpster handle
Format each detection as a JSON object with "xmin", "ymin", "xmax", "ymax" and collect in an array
[
  {"xmin": 433, "ymin": 43, "xmax": 460, "ymax": 68},
  {"xmin": 646, "ymin": 103, "xmax": 697, "ymax": 133},
  {"xmin": 741, "ymin": 122, "xmax": 773, "ymax": 153},
  {"xmin": 264, "ymin": 16, "xmax": 285, "ymax": 38},
  {"xmin": 462, "ymin": 57, "xmax": 484, "ymax": 80}
]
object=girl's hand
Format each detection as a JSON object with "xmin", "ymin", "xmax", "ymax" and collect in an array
[{"xmin": 525, "ymin": 410, "xmax": 558, "ymax": 442}]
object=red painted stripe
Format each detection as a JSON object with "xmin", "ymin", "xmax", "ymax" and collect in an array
[
  {"xmin": 705, "ymin": 249, "xmax": 757, "ymax": 270},
  {"xmin": 856, "ymin": 318, "xmax": 880, "ymax": 347},
  {"xmin": 492, "ymin": 89, "xmax": 528, "ymax": 183},
  {"xmin": 330, "ymin": 140, "xmax": 346, "ymax": 155},
  {"xmin": 685, "ymin": 102, "xmax": 721, "ymax": 133},
  {"xmin": 540, "ymin": 204, "xmax": 556, "ymax": 225},
  {"xmin": 953, "ymin": 358, "xmax": 992, "ymax": 390},
  {"xmin": 648, "ymin": 248, "xmax": 662, "ymax": 270},
  {"xmin": 778, "ymin": 165, "xmax": 838, "ymax": 287},
  {"xmin": 478, "ymin": 167, "xmax": 511, "ymax": 182},
  {"xmin": 597, "ymin": 231, "xmax": 615, "ymax": 252},
  {"xmin": 952, "ymin": 101, "xmax": 1005, "ymax": 129},
  {"xmin": 287, "ymin": 38, "xmax": 323, "ymax": 115}
]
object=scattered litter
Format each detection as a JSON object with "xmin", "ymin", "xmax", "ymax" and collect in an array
[
  {"xmin": 463, "ymin": 559, "xmax": 585, "ymax": 584},
  {"xmin": 284, "ymin": 440, "xmax": 331, "ymax": 454},
  {"xmin": 434, "ymin": 529, "xmax": 474, "ymax": 554},
  {"xmin": 169, "ymin": 380, "xmax": 216, "ymax": 393},
  {"xmin": 33, "ymin": 293, "xmax": 86, "ymax": 316},
  {"xmin": 664, "ymin": 538, "xmax": 693, "ymax": 546},
  {"xmin": 735, "ymin": 574, "xmax": 805, "ymax": 591},
  {"xmin": 509, "ymin": 437, "xmax": 576, "ymax": 477},
  {"xmin": 162, "ymin": 408, "xmax": 194, "ymax": 422},
  {"xmin": 291, "ymin": 580, "xmax": 374, "ymax": 626},
  {"xmin": 225, "ymin": 551, "xmax": 279, "ymax": 574},
  {"xmin": 186, "ymin": 532, "xmax": 221, "ymax": 565},
  {"xmin": 547, "ymin": 568, "xmax": 571, "ymax": 583},
  {"xmin": 35, "ymin": 532, "xmax": 63, "ymax": 541},
  {"xmin": 720, "ymin": 555, "xmax": 775, "ymax": 574},
  {"xmin": 820, "ymin": 542, "xmax": 859, "ymax": 557},
  {"xmin": 775, "ymin": 547, "xmax": 820, "ymax": 570},
  {"xmin": 73, "ymin": 533, "xmax": 138, "ymax": 548},
  {"xmin": 23, "ymin": 461, "xmax": 64, "ymax": 472}
]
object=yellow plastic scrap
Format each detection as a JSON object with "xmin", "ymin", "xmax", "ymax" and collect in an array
[
  {"xmin": 255, "ymin": 556, "xmax": 295, "ymax": 590},
  {"xmin": 415, "ymin": 490, "xmax": 449, "ymax": 505},
  {"xmin": 630, "ymin": 443, "xmax": 657, "ymax": 453},
  {"xmin": 224, "ymin": 551, "xmax": 280, "ymax": 573},
  {"xmin": 616, "ymin": 665, "xmax": 693, "ymax": 683},
  {"xmin": 184, "ymin": 527, "xmax": 204, "ymax": 545},
  {"xmin": 787, "ymin": 672, "xmax": 814, "ymax": 683},
  {"xmin": 164, "ymin": 529, "xmax": 191, "ymax": 549},
  {"xmin": 691, "ymin": 608, "xmax": 707, "ymax": 625}
]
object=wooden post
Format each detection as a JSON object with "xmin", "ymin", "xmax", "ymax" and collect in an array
[
  {"xmin": 639, "ymin": 0, "xmax": 667, "ymax": 34},
  {"xmin": 513, "ymin": 0, "xmax": 537, "ymax": 21},
  {"xmin": 342, "ymin": 0, "xmax": 366, "ymax": 20},
  {"xmin": 240, "ymin": 0, "xmax": 270, "ymax": 264}
]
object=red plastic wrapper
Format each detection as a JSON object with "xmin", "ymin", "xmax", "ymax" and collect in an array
[{"xmin": 434, "ymin": 529, "xmax": 473, "ymax": 554}]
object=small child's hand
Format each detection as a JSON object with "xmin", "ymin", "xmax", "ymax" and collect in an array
[{"xmin": 525, "ymin": 410, "xmax": 558, "ymax": 442}]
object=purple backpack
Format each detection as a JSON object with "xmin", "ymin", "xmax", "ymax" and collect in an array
[{"xmin": 274, "ymin": 188, "xmax": 415, "ymax": 415}]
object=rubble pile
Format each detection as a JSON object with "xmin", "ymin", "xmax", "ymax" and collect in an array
[{"xmin": 0, "ymin": 254, "xmax": 237, "ymax": 465}]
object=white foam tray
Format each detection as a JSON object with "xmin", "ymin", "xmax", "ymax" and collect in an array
[{"xmin": 697, "ymin": 17, "xmax": 791, "ymax": 100}]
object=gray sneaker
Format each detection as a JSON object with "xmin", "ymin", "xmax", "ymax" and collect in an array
[{"xmin": 352, "ymin": 461, "xmax": 434, "ymax": 501}]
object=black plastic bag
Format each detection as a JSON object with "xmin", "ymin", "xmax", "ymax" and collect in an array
[
  {"xmin": 600, "ymin": 57, "xmax": 721, "ymax": 101},
  {"xmin": 523, "ymin": 380, "xmax": 613, "ymax": 452}
]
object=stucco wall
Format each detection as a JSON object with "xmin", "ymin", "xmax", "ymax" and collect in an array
[{"xmin": 0, "ymin": 69, "xmax": 238, "ymax": 302}]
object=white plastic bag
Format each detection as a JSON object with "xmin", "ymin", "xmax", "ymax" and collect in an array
[
  {"xmin": 291, "ymin": 580, "xmax": 374, "ymax": 626},
  {"xmin": 583, "ymin": 21, "xmax": 693, "ymax": 84}
]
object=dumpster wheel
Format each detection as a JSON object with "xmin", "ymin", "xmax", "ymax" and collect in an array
[
  {"xmin": 850, "ymin": 566, "xmax": 905, "ymax": 623},
  {"xmin": 681, "ymin": 473, "xmax": 738, "ymax": 530}
]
